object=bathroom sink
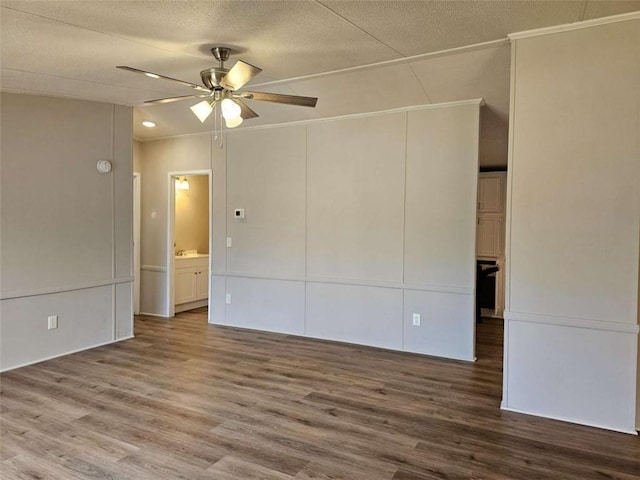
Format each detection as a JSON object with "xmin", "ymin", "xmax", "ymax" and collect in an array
[
  {"xmin": 175, "ymin": 250, "xmax": 208, "ymax": 259},
  {"xmin": 176, "ymin": 249, "xmax": 198, "ymax": 258}
]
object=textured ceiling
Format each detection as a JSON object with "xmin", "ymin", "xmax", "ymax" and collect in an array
[{"xmin": 2, "ymin": 0, "xmax": 639, "ymax": 167}]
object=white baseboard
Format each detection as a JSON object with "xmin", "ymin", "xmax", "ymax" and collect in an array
[
  {"xmin": 175, "ymin": 299, "xmax": 208, "ymax": 313},
  {"xmin": 0, "ymin": 336, "xmax": 134, "ymax": 373},
  {"xmin": 501, "ymin": 403, "xmax": 638, "ymax": 436},
  {"xmin": 138, "ymin": 311, "xmax": 168, "ymax": 318}
]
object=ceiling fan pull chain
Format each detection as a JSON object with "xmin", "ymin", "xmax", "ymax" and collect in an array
[
  {"xmin": 218, "ymin": 108, "xmax": 224, "ymax": 149},
  {"xmin": 213, "ymin": 103, "xmax": 218, "ymax": 142}
]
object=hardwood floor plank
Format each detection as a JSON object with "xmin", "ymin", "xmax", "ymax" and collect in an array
[
  {"xmin": 295, "ymin": 460, "xmax": 397, "ymax": 480},
  {"xmin": 206, "ymin": 455, "xmax": 297, "ymax": 480},
  {"xmin": 116, "ymin": 448, "xmax": 219, "ymax": 480},
  {"xmin": 1, "ymin": 312, "xmax": 638, "ymax": 480}
]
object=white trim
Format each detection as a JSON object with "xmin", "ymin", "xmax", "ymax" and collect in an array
[
  {"xmin": 501, "ymin": 405, "xmax": 638, "ymax": 436},
  {"xmin": 470, "ymin": 100, "xmax": 481, "ymax": 362},
  {"xmin": 508, "ymin": 11, "xmax": 640, "ymax": 40},
  {"xmin": 207, "ymin": 170, "xmax": 214, "ymax": 324},
  {"xmin": 402, "ymin": 284, "xmax": 473, "ymax": 295},
  {"xmin": 502, "ymin": 36, "xmax": 519, "ymax": 408},
  {"xmin": 111, "ymin": 284, "xmax": 116, "ymax": 341},
  {"xmin": 166, "ymin": 169, "xmax": 212, "ymax": 318},
  {"xmin": 1, "ymin": 277, "xmax": 134, "ymax": 301},
  {"xmin": 218, "ymin": 271, "xmax": 473, "ymax": 295},
  {"xmin": 138, "ymin": 311, "xmax": 168, "ymax": 318},
  {"xmin": 501, "ymin": 316, "xmax": 510, "ymax": 407},
  {"xmin": 175, "ymin": 299, "xmax": 208, "ymax": 313},
  {"xmin": 0, "ymin": 336, "xmax": 134, "ymax": 373},
  {"xmin": 504, "ymin": 311, "xmax": 639, "ymax": 334},
  {"xmin": 133, "ymin": 172, "xmax": 141, "ymax": 315},
  {"xmin": 139, "ymin": 99, "xmax": 486, "ymax": 143},
  {"xmin": 141, "ymin": 264, "xmax": 167, "ymax": 272},
  {"xmin": 248, "ymin": 39, "xmax": 509, "ymax": 89}
]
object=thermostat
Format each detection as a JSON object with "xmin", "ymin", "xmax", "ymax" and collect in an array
[
  {"xmin": 96, "ymin": 160, "xmax": 112, "ymax": 173},
  {"xmin": 234, "ymin": 209, "xmax": 245, "ymax": 220}
]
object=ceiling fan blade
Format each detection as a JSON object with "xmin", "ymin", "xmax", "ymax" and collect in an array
[
  {"xmin": 116, "ymin": 66, "xmax": 211, "ymax": 93},
  {"xmin": 221, "ymin": 60, "xmax": 262, "ymax": 91},
  {"xmin": 142, "ymin": 94, "xmax": 211, "ymax": 105},
  {"xmin": 239, "ymin": 91, "xmax": 317, "ymax": 108},
  {"xmin": 233, "ymin": 98, "xmax": 259, "ymax": 119}
]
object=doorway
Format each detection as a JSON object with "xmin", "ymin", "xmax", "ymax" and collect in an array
[
  {"xmin": 475, "ymin": 170, "xmax": 507, "ymax": 362},
  {"xmin": 166, "ymin": 170, "xmax": 212, "ymax": 317}
]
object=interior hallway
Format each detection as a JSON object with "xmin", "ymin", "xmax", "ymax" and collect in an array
[{"xmin": 1, "ymin": 310, "xmax": 638, "ymax": 479}]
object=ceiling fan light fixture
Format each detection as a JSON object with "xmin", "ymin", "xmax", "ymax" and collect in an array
[
  {"xmin": 190, "ymin": 100, "xmax": 214, "ymax": 123},
  {"xmin": 225, "ymin": 115, "xmax": 243, "ymax": 129},
  {"xmin": 221, "ymin": 98, "xmax": 241, "ymax": 120}
]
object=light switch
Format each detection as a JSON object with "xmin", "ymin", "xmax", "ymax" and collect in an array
[
  {"xmin": 48, "ymin": 315, "xmax": 58, "ymax": 330},
  {"xmin": 412, "ymin": 313, "xmax": 421, "ymax": 326},
  {"xmin": 225, "ymin": 293, "xmax": 231, "ymax": 304},
  {"xmin": 226, "ymin": 237, "xmax": 232, "ymax": 248}
]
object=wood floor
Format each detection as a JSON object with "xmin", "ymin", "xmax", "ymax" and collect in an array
[{"xmin": 1, "ymin": 309, "xmax": 638, "ymax": 479}]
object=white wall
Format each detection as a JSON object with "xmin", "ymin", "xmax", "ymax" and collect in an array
[
  {"xmin": 140, "ymin": 101, "xmax": 481, "ymax": 361},
  {"xmin": 0, "ymin": 93, "xmax": 134, "ymax": 371},
  {"xmin": 504, "ymin": 16, "xmax": 640, "ymax": 433}
]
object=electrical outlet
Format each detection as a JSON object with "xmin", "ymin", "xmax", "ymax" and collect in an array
[
  {"xmin": 225, "ymin": 293, "xmax": 231, "ymax": 304},
  {"xmin": 226, "ymin": 237, "xmax": 232, "ymax": 248},
  {"xmin": 412, "ymin": 313, "xmax": 420, "ymax": 326},
  {"xmin": 48, "ymin": 315, "xmax": 58, "ymax": 330}
]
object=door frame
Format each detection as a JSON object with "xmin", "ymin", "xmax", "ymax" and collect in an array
[
  {"xmin": 133, "ymin": 172, "xmax": 141, "ymax": 315},
  {"xmin": 166, "ymin": 169, "xmax": 212, "ymax": 317}
]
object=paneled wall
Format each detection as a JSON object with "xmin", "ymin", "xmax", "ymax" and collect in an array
[
  {"xmin": 0, "ymin": 93, "xmax": 133, "ymax": 371},
  {"xmin": 140, "ymin": 101, "xmax": 480, "ymax": 361},
  {"xmin": 217, "ymin": 102, "xmax": 481, "ymax": 361},
  {"xmin": 504, "ymin": 16, "xmax": 640, "ymax": 433}
]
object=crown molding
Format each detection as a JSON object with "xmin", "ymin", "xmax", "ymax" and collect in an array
[
  {"xmin": 508, "ymin": 11, "xmax": 640, "ymax": 40},
  {"xmin": 249, "ymin": 39, "xmax": 509, "ymax": 89}
]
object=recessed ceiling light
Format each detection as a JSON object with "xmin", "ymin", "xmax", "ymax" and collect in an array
[
  {"xmin": 142, "ymin": 121, "xmax": 156, "ymax": 128},
  {"xmin": 144, "ymin": 73, "xmax": 160, "ymax": 79}
]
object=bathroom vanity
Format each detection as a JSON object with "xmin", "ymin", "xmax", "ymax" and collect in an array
[{"xmin": 174, "ymin": 252, "xmax": 209, "ymax": 312}]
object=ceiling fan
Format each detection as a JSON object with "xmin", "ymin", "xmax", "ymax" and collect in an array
[{"xmin": 117, "ymin": 46, "xmax": 318, "ymax": 128}]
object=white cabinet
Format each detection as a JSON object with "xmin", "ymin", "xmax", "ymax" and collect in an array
[
  {"xmin": 174, "ymin": 255, "xmax": 209, "ymax": 306},
  {"xmin": 476, "ymin": 172, "xmax": 506, "ymax": 258},
  {"xmin": 477, "ymin": 172, "xmax": 507, "ymax": 318},
  {"xmin": 195, "ymin": 269, "xmax": 209, "ymax": 300},
  {"xmin": 476, "ymin": 215, "xmax": 503, "ymax": 258},
  {"xmin": 175, "ymin": 266, "xmax": 198, "ymax": 304},
  {"xmin": 478, "ymin": 173, "xmax": 505, "ymax": 213}
]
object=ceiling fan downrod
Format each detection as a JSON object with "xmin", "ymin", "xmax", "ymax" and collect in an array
[{"xmin": 199, "ymin": 49, "xmax": 229, "ymax": 90}]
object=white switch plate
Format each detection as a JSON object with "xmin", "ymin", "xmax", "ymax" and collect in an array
[
  {"xmin": 226, "ymin": 237, "xmax": 232, "ymax": 247},
  {"xmin": 48, "ymin": 315, "xmax": 58, "ymax": 330},
  {"xmin": 225, "ymin": 293, "xmax": 231, "ymax": 304},
  {"xmin": 412, "ymin": 313, "xmax": 421, "ymax": 326}
]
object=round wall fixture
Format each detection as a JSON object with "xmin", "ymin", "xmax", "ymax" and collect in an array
[{"xmin": 97, "ymin": 160, "xmax": 112, "ymax": 173}]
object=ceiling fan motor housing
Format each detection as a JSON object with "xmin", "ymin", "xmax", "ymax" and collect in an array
[
  {"xmin": 200, "ymin": 67, "xmax": 229, "ymax": 90},
  {"xmin": 201, "ymin": 47, "xmax": 234, "ymax": 89}
]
